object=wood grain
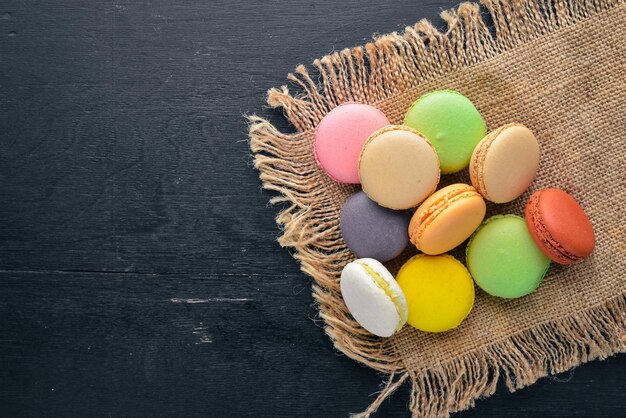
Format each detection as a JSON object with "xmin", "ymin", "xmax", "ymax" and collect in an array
[{"xmin": 0, "ymin": 0, "xmax": 624, "ymax": 416}]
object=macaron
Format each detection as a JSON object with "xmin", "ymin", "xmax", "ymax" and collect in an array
[
  {"xmin": 396, "ymin": 254, "xmax": 474, "ymax": 333},
  {"xmin": 409, "ymin": 184, "xmax": 486, "ymax": 255},
  {"xmin": 404, "ymin": 90, "xmax": 487, "ymax": 174},
  {"xmin": 340, "ymin": 258, "xmax": 408, "ymax": 337},
  {"xmin": 314, "ymin": 102, "xmax": 390, "ymax": 183},
  {"xmin": 470, "ymin": 123, "xmax": 540, "ymax": 203},
  {"xmin": 340, "ymin": 191, "xmax": 410, "ymax": 262},
  {"xmin": 525, "ymin": 189, "xmax": 596, "ymax": 265},
  {"xmin": 358, "ymin": 125, "xmax": 440, "ymax": 210},
  {"xmin": 466, "ymin": 215, "xmax": 551, "ymax": 299}
]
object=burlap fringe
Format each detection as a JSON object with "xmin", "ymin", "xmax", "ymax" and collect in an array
[
  {"xmin": 353, "ymin": 295, "xmax": 625, "ymax": 417},
  {"xmin": 249, "ymin": 118, "xmax": 403, "ymax": 373},
  {"xmin": 248, "ymin": 0, "xmax": 626, "ymax": 416},
  {"xmin": 262, "ymin": 0, "xmax": 623, "ymax": 131}
]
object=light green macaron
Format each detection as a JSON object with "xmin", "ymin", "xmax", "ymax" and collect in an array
[
  {"xmin": 404, "ymin": 90, "xmax": 487, "ymax": 174},
  {"xmin": 466, "ymin": 215, "xmax": 551, "ymax": 299}
]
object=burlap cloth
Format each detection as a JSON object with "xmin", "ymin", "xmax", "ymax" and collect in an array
[{"xmin": 249, "ymin": 0, "xmax": 626, "ymax": 416}]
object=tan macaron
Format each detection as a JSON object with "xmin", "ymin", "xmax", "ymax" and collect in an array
[
  {"xmin": 409, "ymin": 184, "xmax": 486, "ymax": 255},
  {"xmin": 470, "ymin": 123, "xmax": 540, "ymax": 203},
  {"xmin": 358, "ymin": 125, "xmax": 440, "ymax": 210}
]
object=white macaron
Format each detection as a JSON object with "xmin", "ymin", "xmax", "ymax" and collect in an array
[{"xmin": 340, "ymin": 258, "xmax": 408, "ymax": 337}]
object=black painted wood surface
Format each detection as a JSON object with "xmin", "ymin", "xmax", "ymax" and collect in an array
[{"xmin": 0, "ymin": 1, "xmax": 624, "ymax": 416}]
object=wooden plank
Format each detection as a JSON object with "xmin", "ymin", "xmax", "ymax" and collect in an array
[
  {"xmin": 0, "ymin": 271, "xmax": 624, "ymax": 416},
  {"xmin": 0, "ymin": 0, "xmax": 623, "ymax": 416}
]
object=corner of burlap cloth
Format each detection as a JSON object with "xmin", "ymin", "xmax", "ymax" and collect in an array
[{"xmin": 248, "ymin": 0, "xmax": 626, "ymax": 416}]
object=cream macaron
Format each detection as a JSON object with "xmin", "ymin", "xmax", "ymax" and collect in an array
[
  {"xmin": 358, "ymin": 125, "xmax": 440, "ymax": 210},
  {"xmin": 470, "ymin": 123, "xmax": 540, "ymax": 203},
  {"xmin": 340, "ymin": 258, "xmax": 408, "ymax": 337}
]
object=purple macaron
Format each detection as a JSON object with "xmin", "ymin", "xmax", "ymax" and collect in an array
[{"xmin": 340, "ymin": 191, "xmax": 410, "ymax": 262}]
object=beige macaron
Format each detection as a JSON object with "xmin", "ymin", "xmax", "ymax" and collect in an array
[
  {"xmin": 470, "ymin": 123, "xmax": 540, "ymax": 203},
  {"xmin": 358, "ymin": 125, "xmax": 440, "ymax": 210}
]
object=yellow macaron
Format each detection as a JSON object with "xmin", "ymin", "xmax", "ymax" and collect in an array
[{"xmin": 396, "ymin": 254, "xmax": 474, "ymax": 333}]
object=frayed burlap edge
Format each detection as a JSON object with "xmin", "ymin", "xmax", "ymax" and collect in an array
[
  {"xmin": 356, "ymin": 296, "xmax": 625, "ymax": 417},
  {"xmin": 248, "ymin": 0, "xmax": 626, "ymax": 416}
]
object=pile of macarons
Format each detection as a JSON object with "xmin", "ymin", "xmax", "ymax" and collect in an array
[{"xmin": 315, "ymin": 90, "xmax": 596, "ymax": 338}]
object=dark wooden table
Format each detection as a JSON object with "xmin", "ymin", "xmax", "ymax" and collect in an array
[{"xmin": 1, "ymin": 1, "xmax": 624, "ymax": 416}]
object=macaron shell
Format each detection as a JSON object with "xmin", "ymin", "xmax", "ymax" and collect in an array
[
  {"xmin": 340, "ymin": 259, "xmax": 408, "ymax": 337},
  {"xmin": 525, "ymin": 189, "xmax": 595, "ymax": 264},
  {"xmin": 409, "ymin": 184, "xmax": 486, "ymax": 255},
  {"xmin": 396, "ymin": 255, "xmax": 474, "ymax": 333},
  {"xmin": 466, "ymin": 215, "xmax": 551, "ymax": 299},
  {"xmin": 314, "ymin": 102, "xmax": 390, "ymax": 183},
  {"xmin": 340, "ymin": 191, "xmax": 410, "ymax": 262},
  {"xmin": 359, "ymin": 125, "xmax": 440, "ymax": 209},
  {"xmin": 404, "ymin": 90, "xmax": 487, "ymax": 174},
  {"xmin": 470, "ymin": 124, "xmax": 540, "ymax": 203},
  {"xmin": 525, "ymin": 193, "xmax": 572, "ymax": 264}
]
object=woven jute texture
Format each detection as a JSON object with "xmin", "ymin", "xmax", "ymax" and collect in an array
[{"xmin": 249, "ymin": 0, "xmax": 626, "ymax": 416}]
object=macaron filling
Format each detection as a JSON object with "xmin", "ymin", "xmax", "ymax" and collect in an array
[
  {"xmin": 470, "ymin": 126, "xmax": 505, "ymax": 201},
  {"xmin": 357, "ymin": 261, "xmax": 407, "ymax": 331},
  {"xmin": 410, "ymin": 189, "xmax": 478, "ymax": 246},
  {"xmin": 526, "ymin": 193, "xmax": 580, "ymax": 263}
]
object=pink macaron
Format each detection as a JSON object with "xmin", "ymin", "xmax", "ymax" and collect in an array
[{"xmin": 314, "ymin": 102, "xmax": 389, "ymax": 183}]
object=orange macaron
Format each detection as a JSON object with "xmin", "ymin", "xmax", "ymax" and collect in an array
[
  {"xmin": 525, "ymin": 188, "xmax": 595, "ymax": 265},
  {"xmin": 409, "ymin": 184, "xmax": 486, "ymax": 255}
]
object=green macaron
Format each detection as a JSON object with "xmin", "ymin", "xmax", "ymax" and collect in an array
[
  {"xmin": 404, "ymin": 90, "xmax": 487, "ymax": 174},
  {"xmin": 466, "ymin": 215, "xmax": 551, "ymax": 299}
]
